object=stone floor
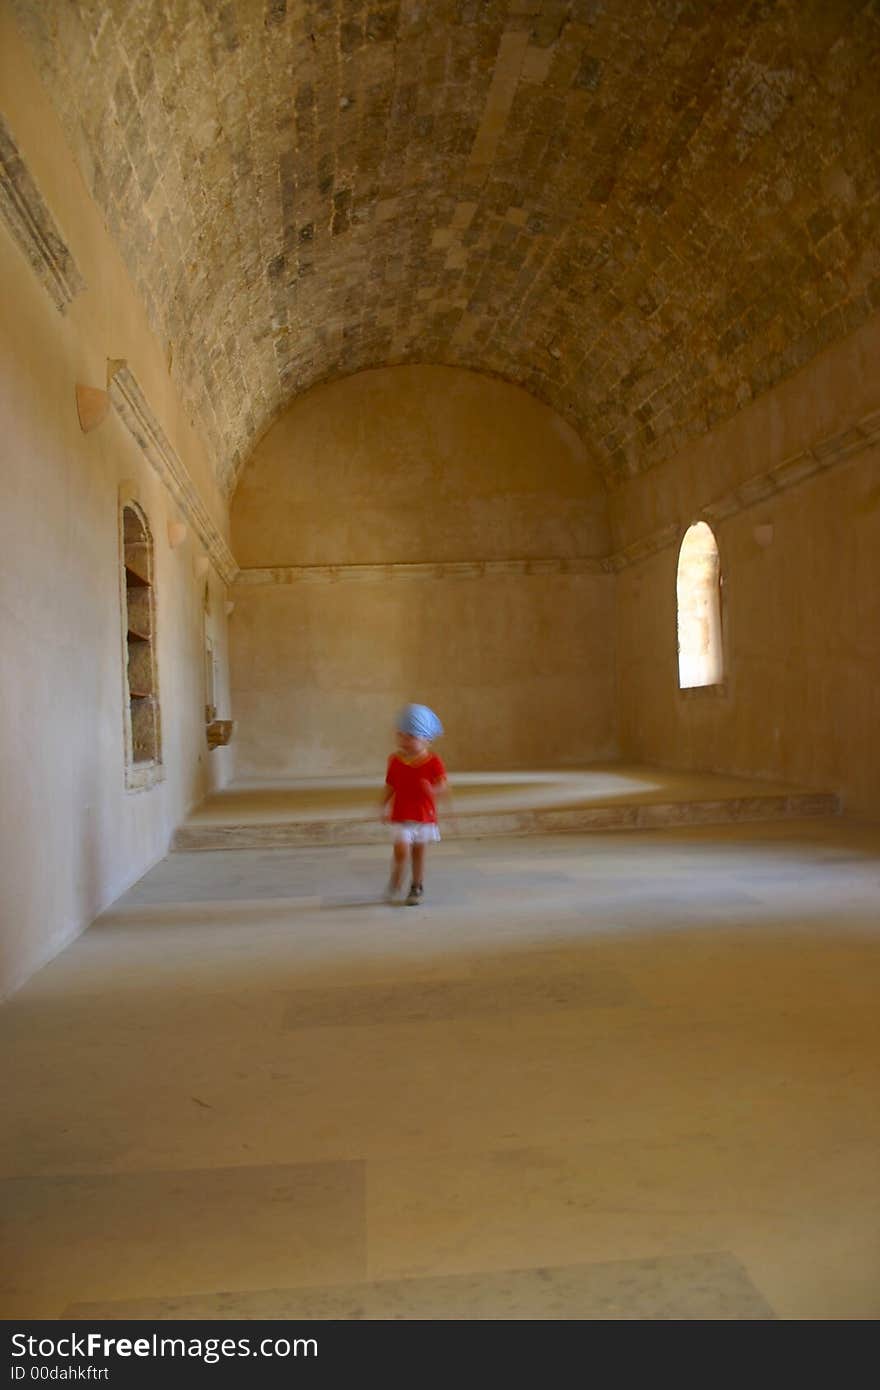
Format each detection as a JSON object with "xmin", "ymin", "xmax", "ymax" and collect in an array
[{"xmin": 2, "ymin": 817, "xmax": 879, "ymax": 1320}]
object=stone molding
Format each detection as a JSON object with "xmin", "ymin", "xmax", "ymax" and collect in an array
[
  {"xmin": 108, "ymin": 362, "xmax": 238, "ymax": 586},
  {"xmin": 605, "ymin": 523, "xmax": 680, "ymax": 574},
  {"xmin": 0, "ymin": 113, "xmax": 86, "ymax": 313},
  {"xmin": 234, "ymin": 556, "xmax": 611, "ymax": 589},
  {"xmin": 608, "ymin": 406, "xmax": 880, "ymax": 571}
]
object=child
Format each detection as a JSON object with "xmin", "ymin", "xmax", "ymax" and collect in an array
[{"xmin": 382, "ymin": 703, "xmax": 449, "ymax": 905}]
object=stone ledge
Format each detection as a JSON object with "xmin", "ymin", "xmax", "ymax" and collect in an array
[
  {"xmin": 233, "ymin": 556, "xmax": 611, "ymax": 588},
  {"xmin": 171, "ymin": 791, "xmax": 840, "ymax": 852}
]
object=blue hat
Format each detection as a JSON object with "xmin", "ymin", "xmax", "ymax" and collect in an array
[{"xmin": 396, "ymin": 703, "xmax": 443, "ymax": 740}]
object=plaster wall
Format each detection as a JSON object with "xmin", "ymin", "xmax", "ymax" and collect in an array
[
  {"xmin": 613, "ymin": 316, "xmax": 880, "ymax": 817},
  {"xmin": 230, "ymin": 570, "xmax": 616, "ymax": 776},
  {"xmin": 231, "ymin": 367, "xmax": 616, "ymax": 775},
  {"xmin": 0, "ymin": 10, "xmax": 233, "ymax": 997}
]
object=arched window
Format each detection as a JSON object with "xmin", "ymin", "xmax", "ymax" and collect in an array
[
  {"xmin": 121, "ymin": 502, "xmax": 162, "ymax": 783},
  {"xmin": 677, "ymin": 521, "xmax": 724, "ymax": 689}
]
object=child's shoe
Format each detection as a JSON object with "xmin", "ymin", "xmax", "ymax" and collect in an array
[
  {"xmin": 385, "ymin": 879, "xmax": 403, "ymax": 904},
  {"xmin": 405, "ymin": 883, "xmax": 423, "ymax": 906}
]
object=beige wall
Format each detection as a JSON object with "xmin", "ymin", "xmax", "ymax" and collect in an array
[
  {"xmin": 614, "ymin": 315, "xmax": 880, "ymax": 816},
  {"xmin": 0, "ymin": 8, "xmax": 233, "ymax": 997},
  {"xmin": 230, "ymin": 570, "xmax": 616, "ymax": 775},
  {"xmin": 231, "ymin": 366, "xmax": 616, "ymax": 775}
]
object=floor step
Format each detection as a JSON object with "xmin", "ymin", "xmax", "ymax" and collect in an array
[{"xmin": 172, "ymin": 768, "xmax": 839, "ymax": 852}]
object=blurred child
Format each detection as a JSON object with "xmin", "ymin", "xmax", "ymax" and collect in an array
[{"xmin": 382, "ymin": 703, "xmax": 449, "ymax": 905}]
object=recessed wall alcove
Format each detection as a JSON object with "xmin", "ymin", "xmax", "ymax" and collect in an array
[{"xmin": 229, "ymin": 364, "xmax": 616, "ymax": 776}]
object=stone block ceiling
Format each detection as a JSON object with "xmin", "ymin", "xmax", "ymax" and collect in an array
[{"xmin": 10, "ymin": 0, "xmax": 880, "ymax": 492}]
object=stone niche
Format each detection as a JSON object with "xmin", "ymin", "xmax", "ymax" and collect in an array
[{"xmin": 122, "ymin": 502, "xmax": 162, "ymax": 780}]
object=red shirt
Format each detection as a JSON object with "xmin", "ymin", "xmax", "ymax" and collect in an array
[{"xmin": 386, "ymin": 753, "xmax": 446, "ymax": 823}]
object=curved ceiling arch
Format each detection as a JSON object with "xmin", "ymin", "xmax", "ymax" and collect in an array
[
  {"xmin": 231, "ymin": 359, "xmax": 609, "ymax": 570},
  {"xmin": 11, "ymin": 0, "xmax": 880, "ymax": 494},
  {"xmin": 239, "ymin": 353, "xmax": 610, "ymax": 486}
]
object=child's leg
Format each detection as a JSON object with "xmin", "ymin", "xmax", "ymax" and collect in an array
[
  {"xmin": 389, "ymin": 840, "xmax": 408, "ymax": 893},
  {"xmin": 410, "ymin": 842, "xmax": 426, "ymax": 890}
]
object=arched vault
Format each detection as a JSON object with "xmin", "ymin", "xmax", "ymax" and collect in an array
[{"xmin": 12, "ymin": 0, "xmax": 880, "ymax": 493}]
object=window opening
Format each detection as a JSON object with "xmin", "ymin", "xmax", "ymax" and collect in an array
[
  {"xmin": 204, "ymin": 583, "xmax": 217, "ymax": 724},
  {"xmin": 122, "ymin": 503, "xmax": 161, "ymax": 773},
  {"xmin": 677, "ymin": 521, "xmax": 724, "ymax": 688}
]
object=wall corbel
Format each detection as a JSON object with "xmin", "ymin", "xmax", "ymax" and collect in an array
[{"xmin": 75, "ymin": 384, "xmax": 110, "ymax": 433}]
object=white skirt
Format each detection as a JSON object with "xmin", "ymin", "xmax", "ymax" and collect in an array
[{"xmin": 390, "ymin": 821, "xmax": 441, "ymax": 845}]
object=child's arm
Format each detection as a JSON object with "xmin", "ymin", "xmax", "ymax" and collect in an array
[
  {"xmin": 433, "ymin": 778, "xmax": 458, "ymax": 833},
  {"xmin": 380, "ymin": 782, "xmax": 394, "ymax": 821}
]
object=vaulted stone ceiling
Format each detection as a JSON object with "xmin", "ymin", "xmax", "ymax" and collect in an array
[{"xmin": 11, "ymin": 0, "xmax": 880, "ymax": 492}]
